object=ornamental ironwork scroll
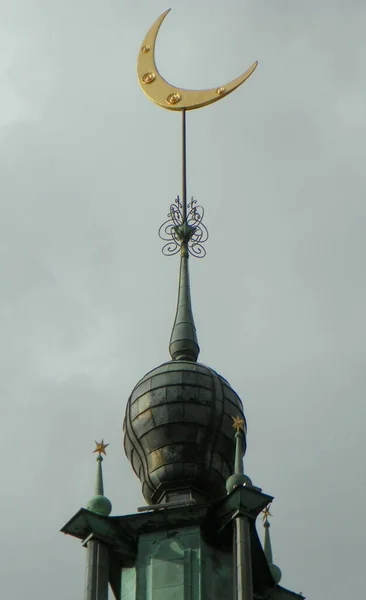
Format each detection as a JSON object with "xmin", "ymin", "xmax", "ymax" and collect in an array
[{"xmin": 158, "ymin": 196, "xmax": 209, "ymax": 258}]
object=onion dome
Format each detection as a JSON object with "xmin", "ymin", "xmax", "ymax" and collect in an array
[
  {"xmin": 124, "ymin": 360, "xmax": 246, "ymax": 504},
  {"xmin": 123, "ymin": 199, "xmax": 247, "ymax": 505}
]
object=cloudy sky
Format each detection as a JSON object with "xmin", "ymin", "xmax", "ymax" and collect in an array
[{"xmin": 0, "ymin": 0, "xmax": 365, "ymax": 598}]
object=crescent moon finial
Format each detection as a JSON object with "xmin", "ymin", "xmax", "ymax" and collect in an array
[{"xmin": 137, "ymin": 9, "xmax": 258, "ymax": 111}]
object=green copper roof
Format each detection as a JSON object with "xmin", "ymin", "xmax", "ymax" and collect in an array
[{"xmin": 87, "ymin": 494, "xmax": 112, "ymax": 516}]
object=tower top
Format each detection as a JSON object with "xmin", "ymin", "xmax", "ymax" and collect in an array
[{"xmin": 123, "ymin": 8, "xmax": 255, "ymax": 506}]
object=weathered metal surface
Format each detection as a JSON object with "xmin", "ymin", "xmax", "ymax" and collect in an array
[
  {"xmin": 62, "ymin": 488, "xmax": 304, "ymax": 599},
  {"xmin": 169, "ymin": 244, "xmax": 200, "ymax": 361},
  {"xmin": 122, "ymin": 527, "xmax": 233, "ymax": 600},
  {"xmin": 235, "ymin": 516, "xmax": 253, "ymax": 600},
  {"xmin": 123, "ymin": 360, "xmax": 246, "ymax": 504},
  {"xmin": 84, "ymin": 538, "xmax": 109, "ymax": 600}
]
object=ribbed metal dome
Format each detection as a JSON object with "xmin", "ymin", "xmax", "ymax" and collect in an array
[{"xmin": 123, "ymin": 360, "xmax": 246, "ymax": 505}]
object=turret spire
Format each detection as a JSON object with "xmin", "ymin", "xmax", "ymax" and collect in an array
[
  {"xmin": 158, "ymin": 111, "xmax": 208, "ymax": 362},
  {"xmin": 227, "ymin": 417, "xmax": 253, "ymax": 600},
  {"xmin": 93, "ymin": 440, "xmax": 108, "ymax": 496},
  {"xmin": 169, "ymin": 233, "xmax": 200, "ymax": 361},
  {"xmin": 261, "ymin": 506, "xmax": 282, "ymax": 584},
  {"xmin": 226, "ymin": 417, "xmax": 251, "ymax": 492},
  {"xmin": 86, "ymin": 440, "xmax": 112, "ymax": 517},
  {"xmin": 233, "ymin": 417, "xmax": 246, "ymax": 476},
  {"xmin": 82, "ymin": 441, "xmax": 111, "ymax": 600},
  {"xmin": 262, "ymin": 506, "xmax": 273, "ymax": 563}
]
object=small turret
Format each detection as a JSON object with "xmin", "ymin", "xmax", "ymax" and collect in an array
[
  {"xmin": 262, "ymin": 505, "xmax": 282, "ymax": 584},
  {"xmin": 86, "ymin": 440, "xmax": 112, "ymax": 517},
  {"xmin": 226, "ymin": 416, "xmax": 252, "ymax": 493}
]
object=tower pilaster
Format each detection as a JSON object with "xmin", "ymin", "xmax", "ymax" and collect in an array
[{"xmin": 83, "ymin": 534, "xmax": 109, "ymax": 600}]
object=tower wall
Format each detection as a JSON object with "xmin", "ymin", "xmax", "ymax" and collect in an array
[{"xmin": 121, "ymin": 526, "xmax": 233, "ymax": 600}]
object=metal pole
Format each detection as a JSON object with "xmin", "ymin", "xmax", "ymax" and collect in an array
[
  {"xmin": 84, "ymin": 537, "xmax": 109, "ymax": 600},
  {"xmin": 182, "ymin": 108, "xmax": 187, "ymax": 223},
  {"xmin": 234, "ymin": 516, "xmax": 253, "ymax": 600}
]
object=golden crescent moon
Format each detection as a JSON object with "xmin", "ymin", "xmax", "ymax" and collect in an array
[{"xmin": 137, "ymin": 9, "xmax": 258, "ymax": 111}]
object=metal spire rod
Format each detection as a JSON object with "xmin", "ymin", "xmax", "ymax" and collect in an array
[
  {"xmin": 166, "ymin": 108, "xmax": 200, "ymax": 363},
  {"xmin": 158, "ymin": 109, "xmax": 208, "ymax": 259},
  {"xmin": 181, "ymin": 109, "xmax": 187, "ymax": 223},
  {"xmin": 168, "ymin": 111, "xmax": 200, "ymax": 362}
]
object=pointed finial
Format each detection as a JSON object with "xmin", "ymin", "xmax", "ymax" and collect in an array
[
  {"xmin": 226, "ymin": 415, "xmax": 252, "ymax": 493},
  {"xmin": 159, "ymin": 197, "xmax": 208, "ymax": 362},
  {"xmin": 169, "ymin": 239, "xmax": 200, "ymax": 361},
  {"xmin": 86, "ymin": 439, "xmax": 112, "ymax": 516},
  {"xmin": 261, "ymin": 503, "xmax": 282, "ymax": 584},
  {"xmin": 232, "ymin": 416, "xmax": 248, "ymax": 477}
]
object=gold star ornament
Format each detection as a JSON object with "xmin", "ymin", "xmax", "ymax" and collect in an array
[
  {"xmin": 93, "ymin": 439, "xmax": 109, "ymax": 456},
  {"xmin": 261, "ymin": 504, "xmax": 273, "ymax": 523},
  {"xmin": 232, "ymin": 416, "xmax": 246, "ymax": 432}
]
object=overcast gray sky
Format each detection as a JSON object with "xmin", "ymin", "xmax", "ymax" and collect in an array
[{"xmin": 0, "ymin": 0, "xmax": 365, "ymax": 598}]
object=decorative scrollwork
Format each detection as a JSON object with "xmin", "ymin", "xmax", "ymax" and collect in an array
[{"xmin": 158, "ymin": 196, "xmax": 208, "ymax": 257}]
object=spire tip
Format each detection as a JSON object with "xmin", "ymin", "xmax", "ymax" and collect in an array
[{"xmin": 87, "ymin": 439, "xmax": 112, "ymax": 516}]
